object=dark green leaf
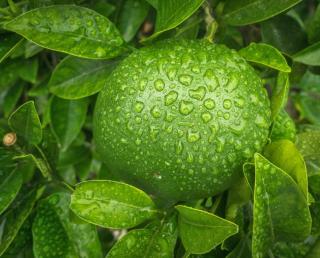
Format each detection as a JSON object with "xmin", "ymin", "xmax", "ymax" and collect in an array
[
  {"xmin": 239, "ymin": 43, "xmax": 291, "ymax": 72},
  {"xmin": 263, "ymin": 139, "xmax": 308, "ymax": 199},
  {"xmin": 8, "ymin": 101, "xmax": 42, "ymax": 145},
  {"xmin": 17, "ymin": 58, "xmax": 38, "ymax": 84},
  {"xmin": 48, "ymin": 56, "xmax": 117, "ymax": 99},
  {"xmin": 293, "ymin": 41, "xmax": 320, "ymax": 66},
  {"xmin": 118, "ymin": 0, "xmax": 150, "ymax": 42},
  {"xmin": 270, "ymin": 72, "xmax": 289, "ymax": 120},
  {"xmin": 175, "ymin": 205, "xmax": 238, "ymax": 254},
  {"xmin": 3, "ymin": 83, "xmax": 24, "ymax": 118},
  {"xmin": 146, "ymin": 0, "xmax": 204, "ymax": 40},
  {"xmin": 0, "ymin": 169, "xmax": 23, "ymax": 215},
  {"xmin": 107, "ymin": 216, "xmax": 178, "ymax": 257},
  {"xmin": 70, "ymin": 180, "xmax": 158, "ymax": 229},
  {"xmin": 33, "ymin": 192, "xmax": 102, "ymax": 258},
  {"xmin": 261, "ymin": 15, "xmax": 307, "ymax": 55},
  {"xmin": 223, "ymin": 0, "xmax": 302, "ymax": 26},
  {"xmin": 0, "ymin": 188, "xmax": 40, "ymax": 256},
  {"xmin": 307, "ymin": 4, "xmax": 320, "ymax": 44},
  {"xmin": 252, "ymin": 154, "xmax": 311, "ymax": 258},
  {"xmin": 0, "ymin": 33, "xmax": 23, "ymax": 63},
  {"xmin": 4, "ymin": 5, "xmax": 125, "ymax": 59},
  {"xmin": 50, "ymin": 97, "xmax": 88, "ymax": 150}
]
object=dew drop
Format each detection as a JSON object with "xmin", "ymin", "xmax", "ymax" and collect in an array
[
  {"xmin": 255, "ymin": 114, "xmax": 269, "ymax": 128},
  {"xmin": 201, "ymin": 112, "xmax": 212, "ymax": 123},
  {"xmin": 187, "ymin": 152, "xmax": 194, "ymax": 163},
  {"xmin": 223, "ymin": 99, "xmax": 232, "ymax": 110},
  {"xmin": 154, "ymin": 79, "xmax": 165, "ymax": 91},
  {"xmin": 226, "ymin": 74, "xmax": 238, "ymax": 92},
  {"xmin": 187, "ymin": 129, "xmax": 201, "ymax": 143},
  {"xmin": 188, "ymin": 86, "xmax": 206, "ymax": 100},
  {"xmin": 175, "ymin": 141, "xmax": 184, "ymax": 154},
  {"xmin": 204, "ymin": 69, "xmax": 219, "ymax": 91},
  {"xmin": 135, "ymin": 138, "xmax": 142, "ymax": 145},
  {"xmin": 179, "ymin": 100, "xmax": 194, "ymax": 115},
  {"xmin": 151, "ymin": 106, "xmax": 161, "ymax": 118},
  {"xmin": 139, "ymin": 79, "xmax": 148, "ymax": 91},
  {"xmin": 134, "ymin": 101, "xmax": 144, "ymax": 113},
  {"xmin": 179, "ymin": 74, "xmax": 193, "ymax": 86},
  {"xmin": 234, "ymin": 97, "xmax": 245, "ymax": 108},
  {"xmin": 203, "ymin": 99, "xmax": 215, "ymax": 110},
  {"xmin": 166, "ymin": 67, "xmax": 177, "ymax": 81},
  {"xmin": 164, "ymin": 91, "xmax": 178, "ymax": 106}
]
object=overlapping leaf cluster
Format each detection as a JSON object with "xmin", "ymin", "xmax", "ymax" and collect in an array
[{"xmin": 0, "ymin": 0, "xmax": 320, "ymax": 258}]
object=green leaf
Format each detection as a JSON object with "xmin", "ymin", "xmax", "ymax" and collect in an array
[
  {"xmin": 252, "ymin": 154, "xmax": 311, "ymax": 258},
  {"xmin": 48, "ymin": 56, "xmax": 117, "ymax": 99},
  {"xmin": 307, "ymin": 4, "xmax": 320, "ymax": 44},
  {"xmin": 175, "ymin": 205, "xmax": 238, "ymax": 254},
  {"xmin": 261, "ymin": 15, "xmax": 307, "ymax": 55},
  {"xmin": 3, "ymin": 83, "xmax": 24, "ymax": 118},
  {"xmin": 3, "ymin": 5, "xmax": 125, "ymax": 59},
  {"xmin": 270, "ymin": 110, "xmax": 296, "ymax": 142},
  {"xmin": 70, "ymin": 180, "xmax": 158, "ymax": 229},
  {"xmin": 14, "ymin": 153, "xmax": 51, "ymax": 180},
  {"xmin": 293, "ymin": 41, "xmax": 320, "ymax": 66},
  {"xmin": 0, "ymin": 188, "xmax": 40, "ymax": 256},
  {"xmin": 239, "ymin": 43, "xmax": 291, "ymax": 72},
  {"xmin": 145, "ymin": 0, "xmax": 204, "ymax": 40},
  {"xmin": 0, "ymin": 169, "xmax": 23, "ymax": 215},
  {"xmin": 263, "ymin": 139, "xmax": 308, "ymax": 199},
  {"xmin": 118, "ymin": 0, "xmax": 150, "ymax": 42},
  {"xmin": 50, "ymin": 97, "xmax": 88, "ymax": 150},
  {"xmin": 226, "ymin": 236, "xmax": 251, "ymax": 258},
  {"xmin": 296, "ymin": 131, "xmax": 320, "ymax": 160},
  {"xmin": 270, "ymin": 72, "xmax": 290, "ymax": 120},
  {"xmin": 223, "ymin": 0, "xmax": 302, "ymax": 26},
  {"xmin": 8, "ymin": 101, "xmax": 42, "ymax": 145},
  {"xmin": 0, "ymin": 33, "xmax": 23, "ymax": 63},
  {"xmin": 107, "ymin": 216, "xmax": 178, "ymax": 257},
  {"xmin": 33, "ymin": 192, "xmax": 102, "ymax": 258},
  {"xmin": 16, "ymin": 58, "xmax": 38, "ymax": 84}
]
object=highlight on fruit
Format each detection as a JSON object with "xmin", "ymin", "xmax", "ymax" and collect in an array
[{"xmin": 0, "ymin": 1, "xmax": 319, "ymax": 258}]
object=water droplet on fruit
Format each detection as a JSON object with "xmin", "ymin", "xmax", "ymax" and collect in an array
[
  {"xmin": 139, "ymin": 79, "xmax": 148, "ymax": 91},
  {"xmin": 191, "ymin": 65, "xmax": 200, "ymax": 73},
  {"xmin": 223, "ymin": 99, "xmax": 232, "ymax": 110},
  {"xmin": 188, "ymin": 86, "xmax": 206, "ymax": 100},
  {"xmin": 234, "ymin": 97, "xmax": 245, "ymax": 108},
  {"xmin": 204, "ymin": 69, "xmax": 219, "ymax": 91},
  {"xmin": 166, "ymin": 67, "xmax": 177, "ymax": 81},
  {"xmin": 187, "ymin": 130, "xmax": 201, "ymax": 143},
  {"xmin": 255, "ymin": 114, "xmax": 269, "ymax": 128},
  {"xmin": 187, "ymin": 152, "xmax": 194, "ymax": 163},
  {"xmin": 134, "ymin": 101, "xmax": 144, "ymax": 113},
  {"xmin": 135, "ymin": 138, "xmax": 141, "ymax": 145},
  {"xmin": 151, "ymin": 106, "xmax": 161, "ymax": 118},
  {"xmin": 203, "ymin": 99, "xmax": 215, "ymax": 110},
  {"xmin": 175, "ymin": 141, "xmax": 183, "ymax": 154},
  {"xmin": 164, "ymin": 91, "xmax": 178, "ymax": 106},
  {"xmin": 226, "ymin": 74, "xmax": 238, "ymax": 92},
  {"xmin": 178, "ymin": 74, "xmax": 193, "ymax": 86},
  {"xmin": 201, "ymin": 112, "xmax": 212, "ymax": 123},
  {"xmin": 154, "ymin": 79, "xmax": 165, "ymax": 91},
  {"xmin": 179, "ymin": 100, "xmax": 194, "ymax": 115}
]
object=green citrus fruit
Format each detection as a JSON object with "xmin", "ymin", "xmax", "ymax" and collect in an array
[{"xmin": 94, "ymin": 39, "xmax": 271, "ymax": 202}]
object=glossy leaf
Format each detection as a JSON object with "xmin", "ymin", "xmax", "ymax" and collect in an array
[
  {"xmin": 107, "ymin": 216, "xmax": 178, "ymax": 257},
  {"xmin": 239, "ymin": 43, "xmax": 291, "ymax": 72},
  {"xmin": 0, "ymin": 169, "xmax": 23, "ymax": 215},
  {"xmin": 48, "ymin": 56, "xmax": 117, "ymax": 99},
  {"xmin": 8, "ymin": 101, "xmax": 42, "ymax": 145},
  {"xmin": 261, "ymin": 15, "xmax": 307, "ymax": 55},
  {"xmin": 33, "ymin": 192, "xmax": 102, "ymax": 258},
  {"xmin": 3, "ymin": 5, "xmax": 125, "ymax": 59},
  {"xmin": 270, "ymin": 72, "xmax": 289, "ymax": 120},
  {"xmin": 264, "ymin": 140, "xmax": 308, "ymax": 199},
  {"xmin": 0, "ymin": 188, "xmax": 40, "ymax": 256},
  {"xmin": 146, "ymin": 0, "xmax": 204, "ymax": 40},
  {"xmin": 252, "ymin": 154, "xmax": 311, "ymax": 258},
  {"xmin": 293, "ymin": 41, "xmax": 320, "ymax": 66},
  {"xmin": 296, "ymin": 131, "xmax": 320, "ymax": 160},
  {"xmin": 118, "ymin": 0, "xmax": 150, "ymax": 42},
  {"xmin": 16, "ymin": 58, "xmax": 38, "ymax": 84},
  {"xmin": 307, "ymin": 4, "xmax": 320, "ymax": 44},
  {"xmin": 223, "ymin": 0, "xmax": 302, "ymax": 26},
  {"xmin": 70, "ymin": 180, "xmax": 158, "ymax": 229},
  {"xmin": 50, "ymin": 97, "xmax": 88, "ymax": 150},
  {"xmin": 175, "ymin": 205, "xmax": 238, "ymax": 254},
  {"xmin": 270, "ymin": 110, "xmax": 296, "ymax": 142},
  {"xmin": 3, "ymin": 83, "xmax": 24, "ymax": 118},
  {"xmin": 0, "ymin": 33, "xmax": 23, "ymax": 63}
]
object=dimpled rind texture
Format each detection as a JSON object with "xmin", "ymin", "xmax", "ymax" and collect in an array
[{"xmin": 94, "ymin": 39, "xmax": 271, "ymax": 202}]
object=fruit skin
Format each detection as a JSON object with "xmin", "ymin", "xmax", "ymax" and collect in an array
[{"xmin": 94, "ymin": 39, "xmax": 271, "ymax": 202}]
